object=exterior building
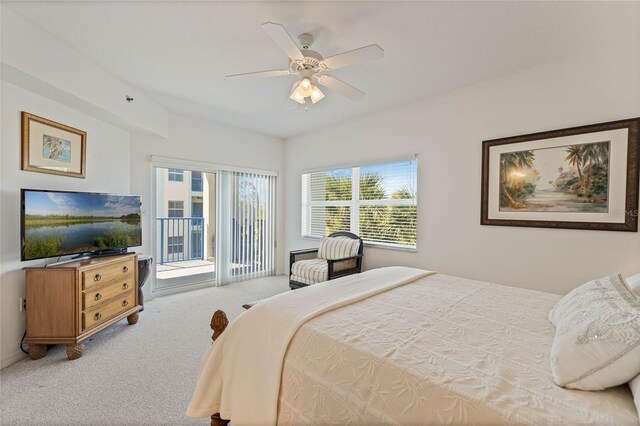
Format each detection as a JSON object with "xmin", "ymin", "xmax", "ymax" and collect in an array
[{"xmin": 155, "ymin": 168, "xmax": 216, "ymax": 265}]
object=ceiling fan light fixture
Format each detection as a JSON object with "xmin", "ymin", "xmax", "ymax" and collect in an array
[
  {"xmin": 289, "ymin": 86, "xmax": 306, "ymax": 104},
  {"xmin": 300, "ymin": 77, "xmax": 312, "ymax": 90},
  {"xmin": 297, "ymin": 78, "xmax": 313, "ymax": 97},
  {"xmin": 310, "ymin": 85, "xmax": 325, "ymax": 104}
]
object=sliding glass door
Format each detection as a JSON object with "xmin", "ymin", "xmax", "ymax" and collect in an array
[
  {"xmin": 216, "ymin": 171, "xmax": 277, "ymax": 284},
  {"xmin": 153, "ymin": 163, "xmax": 276, "ymax": 292}
]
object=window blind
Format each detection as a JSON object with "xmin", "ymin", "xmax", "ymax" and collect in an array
[
  {"xmin": 218, "ymin": 171, "xmax": 277, "ymax": 284},
  {"xmin": 302, "ymin": 159, "xmax": 417, "ymax": 250}
]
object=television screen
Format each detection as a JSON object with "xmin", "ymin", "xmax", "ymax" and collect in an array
[{"xmin": 21, "ymin": 189, "xmax": 142, "ymax": 261}]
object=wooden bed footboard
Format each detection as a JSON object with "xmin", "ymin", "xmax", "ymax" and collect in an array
[{"xmin": 209, "ymin": 310, "xmax": 230, "ymax": 426}]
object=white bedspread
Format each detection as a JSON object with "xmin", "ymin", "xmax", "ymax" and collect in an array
[
  {"xmin": 187, "ymin": 268, "xmax": 638, "ymax": 425},
  {"xmin": 186, "ymin": 266, "xmax": 433, "ymax": 424},
  {"xmin": 278, "ymin": 273, "xmax": 638, "ymax": 425}
]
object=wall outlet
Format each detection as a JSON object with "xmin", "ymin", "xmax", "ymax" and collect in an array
[{"xmin": 19, "ymin": 298, "xmax": 26, "ymax": 312}]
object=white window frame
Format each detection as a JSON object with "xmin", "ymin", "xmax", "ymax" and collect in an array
[
  {"xmin": 301, "ymin": 157, "xmax": 418, "ymax": 251},
  {"xmin": 168, "ymin": 200, "xmax": 184, "ymax": 217},
  {"xmin": 168, "ymin": 168, "xmax": 184, "ymax": 182},
  {"xmin": 167, "ymin": 236, "xmax": 184, "ymax": 254}
]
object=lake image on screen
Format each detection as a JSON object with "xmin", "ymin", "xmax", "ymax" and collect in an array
[
  {"xmin": 23, "ymin": 191, "xmax": 141, "ymax": 260},
  {"xmin": 499, "ymin": 141, "xmax": 610, "ymax": 213}
]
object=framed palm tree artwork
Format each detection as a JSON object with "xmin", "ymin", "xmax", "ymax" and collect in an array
[{"xmin": 481, "ymin": 118, "xmax": 640, "ymax": 231}]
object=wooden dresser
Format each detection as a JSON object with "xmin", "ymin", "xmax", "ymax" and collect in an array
[{"xmin": 24, "ymin": 253, "xmax": 140, "ymax": 360}]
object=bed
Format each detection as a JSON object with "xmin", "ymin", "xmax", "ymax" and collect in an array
[{"xmin": 187, "ymin": 267, "xmax": 639, "ymax": 425}]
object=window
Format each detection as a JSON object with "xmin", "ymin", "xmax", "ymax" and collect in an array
[
  {"xmin": 168, "ymin": 200, "xmax": 184, "ymax": 217},
  {"xmin": 167, "ymin": 236, "xmax": 184, "ymax": 254},
  {"xmin": 192, "ymin": 201, "xmax": 203, "ymax": 218},
  {"xmin": 168, "ymin": 168, "xmax": 184, "ymax": 182},
  {"xmin": 191, "ymin": 171, "xmax": 203, "ymax": 192},
  {"xmin": 302, "ymin": 159, "xmax": 417, "ymax": 249}
]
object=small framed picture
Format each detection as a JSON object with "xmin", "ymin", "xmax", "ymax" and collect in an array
[
  {"xmin": 481, "ymin": 118, "xmax": 640, "ymax": 232},
  {"xmin": 22, "ymin": 112, "xmax": 86, "ymax": 179}
]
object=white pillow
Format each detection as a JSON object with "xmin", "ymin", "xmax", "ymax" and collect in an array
[
  {"xmin": 549, "ymin": 274, "xmax": 640, "ymax": 390},
  {"xmin": 630, "ymin": 375, "xmax": 640, "ymax": 419},
  {"xmin": 549, "ymin": 273, "xmax": 640, "ymax": 324},
  {"xmin": 626, "ymin": 273, "xmax": 640, "ymax": 297}
]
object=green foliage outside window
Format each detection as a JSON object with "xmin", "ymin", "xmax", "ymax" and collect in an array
[{"xmin": 323, "ymin": 173, "xmax": 416, "ymax": 246}]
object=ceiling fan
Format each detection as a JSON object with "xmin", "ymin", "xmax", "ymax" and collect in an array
[{"xmin": 225, "ymin": 22, "xmax": 384, "ymax": 106}]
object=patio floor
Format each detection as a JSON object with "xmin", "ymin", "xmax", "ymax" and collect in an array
[{"xmin": 156, "ymin": 260, "xmax": 215, "ymax": 280}]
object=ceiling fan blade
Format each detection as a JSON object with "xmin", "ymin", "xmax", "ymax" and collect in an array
[
  {"xmin": 322, "ymin": 44, "xmax": 384, "ymax": 70},
  {"xmin": 261, "ymin": 22, "xmax": 304, "ymax": 61},
  {"xmin": 225, "ymin": 69, "xmax": 291, "ymax": 80},
  {"xmin": 317, "ymin": 75, "xmax": 366, "ymax": 101}
]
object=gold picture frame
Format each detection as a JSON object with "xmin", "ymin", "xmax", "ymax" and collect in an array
[{"xmin": 21, "ymin": 112, "xmax": 86, "ymax": 179}]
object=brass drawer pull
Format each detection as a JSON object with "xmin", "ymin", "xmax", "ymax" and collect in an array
[
  {"xmin": 122, "ymin": 266, "xmax": 129, "ymax": 273},
  {"xmin": 94, "ymin": 274, "xmax": 102, "ymax": 282},
  {"xmin": 94, "ymin": 293, "xmax": 102, "ymax": 301},
  {"xmin": 94, "ymin": 313, "xmax": 102, "ymax": 321},
  {"xmin": 122, "ymin": 283, "xmax": 129, "ymax": 290},
  {"xmin": 122, "ymin": 300, "xmax": 129, "ymax": 307}
]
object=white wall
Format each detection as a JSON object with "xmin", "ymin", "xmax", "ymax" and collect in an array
[
  {"xmin": 1, "ymin": 7, "xmax": 168, "ymax": 138},
  {"xmin": 0, "ymin": 81, "xmax": 132, "ymax": 368},
  {"xmin": 130, "ymin": 113, "xmax": 285, "ymax": 298},
  {"xmin": 285, "ymin": 46, "xmax": 640, "ymax": 295}
]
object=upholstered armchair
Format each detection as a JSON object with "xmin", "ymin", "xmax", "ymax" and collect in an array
[{"xmin": 289, "ymin": 231, "xmax": 364, "ymax": 290}]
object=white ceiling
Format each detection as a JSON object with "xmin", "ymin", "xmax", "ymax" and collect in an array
[{"xmin": 5, "ymin": 1, "xmax": 637, "ymax": 138}]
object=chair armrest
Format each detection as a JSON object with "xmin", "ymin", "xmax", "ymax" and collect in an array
[
  {"xmin": 290, "ymin": 248, "xmax": 319, "ymax": 256},
  {"xmin": 327, "ymin": 254, "xmax": 363, "ymax": 278}
]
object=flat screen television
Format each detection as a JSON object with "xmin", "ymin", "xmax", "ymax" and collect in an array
[{"xmin": 21, "ymin": 189, "xmax": 142, "ymax": 261}]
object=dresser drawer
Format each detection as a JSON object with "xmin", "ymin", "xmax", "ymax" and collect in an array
[
  {"xmin": 82, "ymin": 291, "xmax": 135, "ymax": 331},
  {"xmin": 83, "ymin": 279, "xmax": 134, "ymax": 310},
  {"xmin": 83, "ymin": 258, "xmax": 135, "ymax": 290}
]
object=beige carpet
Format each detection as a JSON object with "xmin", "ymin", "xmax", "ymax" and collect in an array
[{"xmin": 0, "ymin": 275, "xmax": 289, "ymax": 425}]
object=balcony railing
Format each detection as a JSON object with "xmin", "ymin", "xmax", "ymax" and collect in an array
[{"xmin": 157, "ymin": 217, "xmax": 205, "ymax": 265}]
